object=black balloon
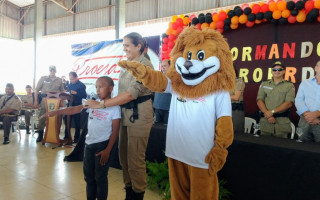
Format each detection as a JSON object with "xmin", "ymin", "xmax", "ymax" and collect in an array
[
  {"xmin": 306, "ymin": 9, "xmax": 320, "ymax": 22},
  {"xmin": 184, "ymin": 15, "xmax": 189, "ymax": 18},
  {"xmin": 287, "ymin": 1, "xmax": 295, "ymax": 10},
  {"xmin": 248, "ymin": 13, "xmax": 256, "ymax": 22},
  {"xmin": 271, "ymin": 19, "xmax": 279, "ymax": 25},
  {"xmin": 199, "ymin": 16, "xmax": 205, "ymax": 24},
  {"xmin": 223, "ymin": 24, "xmax": 231, "ymax": 31},
  {"xmin": 205, "ymin": 16, "xmax": 213, "ymax": 23},
  {"xmin": 264, "ymin": 11, "xmax": 273, "ymax": 20},
  {"xmin": 235, "ymin": 8, "xmax": 243, "ymax": 16},
  {"xmin": 244, "ymin": 7, "xmax": 252, "ymax": 15},
  {"xmin": 224, "ymin": 18, "xmax": 231, "ymax": 25},
  {"xmin": 295, "ymin": 1, "xmax": 305, "ymax": 10},
  {"xmin": 228, "ymin": 10, "xmax": 236, "ymax": 18},
  {"xmin": 291, "ymin": 9, "xmax": 299, "ymax": 16},
  {"xmin": 256, "ymin": 12, "xmax": 264, "ymax": 20},
  {"xmin": 279, "ymin": 18, "xmax": 288, "ymax": 24},
  {"xmin": 206, "ymin": 13, "xmax": 211, "ymax": 16},
  {"xmin": 192, "ymin": 17, "xmax": 199, "ymax": 25}
]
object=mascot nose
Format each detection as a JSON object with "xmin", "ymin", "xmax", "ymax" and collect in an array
[{"xmin": 184, "ymin": 61, "xmax": 193, "ymax": 70}]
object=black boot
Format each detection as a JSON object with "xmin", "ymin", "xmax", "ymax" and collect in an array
[
  {"xmin": 125, "ymin": 186, "xmax": 133, "ymax": 200},
  {"xmin": 132, "ymin": 190, "xmax": 144, "ymax": 200},
  {"xmin": 26, "ymin": 126, "xmax": 30, "ymax": 134},
  {"xmin": 36, "ymin": 131, "xmax": 43, "ymax": 142},
  {"xmin": 3, "ymin": 137, "xmax": 10, "ymax": 144}
]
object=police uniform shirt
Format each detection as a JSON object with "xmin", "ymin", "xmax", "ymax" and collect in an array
[
  {"xmin": 118, "ymin": 54, "xmax": 154, "ymax": 126},
  {"xmin": 21, "ymin": 95, "xmax": 33, "ymax": 105},
  {"xmin": 0, "ymin": 94, "xmax": 22, "ymax": 115},
  {"xmin": 36, "ymin": 76, "xmax": 64, "ymax": 93},
  {"xmin": 230, "ymin": 77, "xmax": 245, "ymax": 103},
  {"xmin": 257, "ymin": 79, "xmax": 295, "ymax": 135},
  {"xmin": 257, "ymin": 79, "xmax": 295, "ymax": 111}
]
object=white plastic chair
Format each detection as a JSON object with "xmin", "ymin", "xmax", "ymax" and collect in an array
[
  {"xmin": 244, "ymin": 117, "xmax": 257, "ymax": 134},
  {"xmin": 290, "ymin": 122, "xmax": 295, "ymax": 139}
]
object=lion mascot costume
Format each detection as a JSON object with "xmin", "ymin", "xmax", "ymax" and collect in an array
[{"xmin": 118, "ymin": 26, "xmax": 235, "ymax": 200}]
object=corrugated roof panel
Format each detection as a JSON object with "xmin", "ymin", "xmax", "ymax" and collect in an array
[
  {"xmin": 22, "ymin": 23, "xmax": 34, "ymax": 38},
  {"xmin": 76, "ymin": 0, "xmax": 110, "ymax": 13},
  {"xmin": 46, "ymin": 1, "xmax": 72, "ymax": 19}
]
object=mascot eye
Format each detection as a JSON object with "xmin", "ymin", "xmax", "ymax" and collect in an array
[
  {"xmin": 197, "ymin": 50, "xmax": 205, "ymax": 60},
  {"xmin": 187, "ymin": 52, "xmax": 192, "ymax": 60}
]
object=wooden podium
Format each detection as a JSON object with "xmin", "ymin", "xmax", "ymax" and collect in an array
[{"xmin": 42, "ymin": 92, "xmax": 73, "ymax": 146}]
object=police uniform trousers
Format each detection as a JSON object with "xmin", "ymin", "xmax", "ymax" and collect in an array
[
  {"xmin": 232, "ymin": 110, "xmax": 244, "ymax": 134},
  {"xmin": 260, "ymin": 117, "xmax": 291, "ymax": 138},
  {"xmin": 168, "ymin": 158, "xmax": 219, "ymax": 200},
  {"xmin": 118, "ymin": 122, "xmax": 153, "ymax": 193},
  {"xmin": 0, "ymin": 115, "xmax": 17, "ymax": 138},
  {"xmin": 37, "ymin": 100, "xmax": 47, "ymax": 131}
]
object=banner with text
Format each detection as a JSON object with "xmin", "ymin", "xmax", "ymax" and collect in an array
[
  {"xmin": 223, "ymin": 22, "xmax": 320, "ymax": 116},
  {"xmin": 71, "ymin": 36, "xmax": 160, "ymax": 97}
]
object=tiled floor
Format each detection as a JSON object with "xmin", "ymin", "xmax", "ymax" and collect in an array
[{"xmin": 0, "ymin": 128, "xmax": 162, "ymax": 200}]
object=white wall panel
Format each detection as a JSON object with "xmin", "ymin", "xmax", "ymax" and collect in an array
[
  {"xmin": 75, "ymin": 8, "xmax": 109, "ymax": 31},
  {"xmin": 22, "ymin": 23, "xmax": 34, "ymax": 38},
  {"xmin": 1, "ymin": 3, "xmax": 20, "ymax": 20},
  {"xmin": 0, "ymin": 16, "xmax": 20, "ymax": 39},
  {"xmin": 126, "ymin": 0, "xmax": 156, "ymax": 23},
  {"xmin": 46, "ymin": 15, "xmax": 73, "ymax": 35},
  {"xmin": 76, "ymin": 0, "xmax": 110, "ymax": 13},
  {"xmin": 23, "ymin": 7, "xmax": 35, "ymax": 24}
]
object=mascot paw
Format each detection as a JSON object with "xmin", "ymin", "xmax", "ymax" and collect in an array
[
  {"xmin": 205, "ymin": 148, "xmax": 228, "ymax": 175},
  {"xmin": 118, "ymin": 60, "xmax": 147, "ymax": 79}
]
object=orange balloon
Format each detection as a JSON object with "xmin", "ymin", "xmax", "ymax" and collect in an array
[
  {"xmin": 210, "ymin": 22, "xmax": 217, "ymax": 29},
  {"xmin": 201, "ymin": 23, "xmax": 209, "ymax": 29},
  {"xmin": 315, "ymin": 0, "xmax": 320, "ymax": 9},
  {"xmin": 230, "ymin": 23, "xmax": 238, "ymax": 29},
  {"xmin": 239, "ymin": 14, "xmax": 248, "ymax": 24},
  {"xmin": 231, "ymin": 16, "xmax": 239, "ymax": 24},
  {"xmin": 166, "ymin": 29, "xmax": 171, "ymax": 35},
  {"xmin": 281, "ymin": 10, "xmax": 290, "ymax": 18},
  {"xmin": 255, "ymin": 19, "xmax": 262, "ymax": 24},
  {"xmin": 277, "ymin": 1, "xmax": 287, "ymax": 11},
  {"xmin": 183, "ymin": 17, "xmax": 190, "ymax": 25},
  {"xmin": 296, "ymin": 11, "xmax": 306, "ymax": 23},
  {"xmin": 212, "ymin": 13, "xmax": 219, "ymax": 22},
  {"xmin": 171, "ymin": 29, "xmax": 178, "ymax": 36},
  {"xmin": 269, "ymin": 2, "xmax": 277, "ymax": 12},
  {"xmin": 272, "ymin": 10, "xmax": 282, "ymax": 19}
]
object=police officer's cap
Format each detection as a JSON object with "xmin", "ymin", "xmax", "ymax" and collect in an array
[
  {"xmin": 6, "ymin": 83, "xmax": 14, "ymax": 88},
  {"xmin": 49, "ymin": 65, "xmax": 56, "ymax": 72},
  {"xmin": 271, "ymin": 61, "xmax": 285, "ymax": 69}
]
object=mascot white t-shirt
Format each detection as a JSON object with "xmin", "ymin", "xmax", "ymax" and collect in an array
[{"xmin": 164, "ymin": 79, "xmax": 232, "ymax": 169}]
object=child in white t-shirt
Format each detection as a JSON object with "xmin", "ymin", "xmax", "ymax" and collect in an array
[{"xmin": 41, "ymin": 76, "xmax": 121, "ymax": 200}]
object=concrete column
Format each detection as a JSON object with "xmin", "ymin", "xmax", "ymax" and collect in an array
[
  {"xmin": 115, "ymin": 0, "xmax": 125, "ymax": 39},
  {"xmin": 33, "ymin": 0, "xmax": 43, "ymax": 88}
]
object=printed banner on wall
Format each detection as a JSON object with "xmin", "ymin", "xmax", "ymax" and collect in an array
[
  {"xmin": 71, "ymin": 36, "xmax": 160, "ymax": 97},
  {"xmin": 223, "ymin": 22, "xmax": 320, "ymax": 117}
]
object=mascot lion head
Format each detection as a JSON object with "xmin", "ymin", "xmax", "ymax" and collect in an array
[{"xmin": 166, "ymin": 26, "xmax": 235, "ymax": 98}]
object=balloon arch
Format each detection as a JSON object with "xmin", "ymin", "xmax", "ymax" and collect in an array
[{"xmin": 161, "ymin": 0, "xmax": 320, "ymax": 60}]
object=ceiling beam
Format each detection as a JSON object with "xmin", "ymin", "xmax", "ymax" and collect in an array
[
  {"xmin": 17, "ymin": 6, "xmax": 31, "ymax": 24},
  {"xmin": 51, "ymin": 0, "xmax": 74, "ymax": 14},
  {"xmin": 67, "ymin": 0, "xmax": 78, "ymax": 12}
]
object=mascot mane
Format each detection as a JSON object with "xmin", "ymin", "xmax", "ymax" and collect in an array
[{"xmin": 166, "ymin": 26, "xmax": 235, "ymax": 99}]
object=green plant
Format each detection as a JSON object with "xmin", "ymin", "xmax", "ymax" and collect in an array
[
  {"xmin": 146, "ymin": 159, "xmax": 231, "ymax": 200},
  {"xmin": 219, "ymin": 179, "xmax": 232, "ymax": 200},
  {"xmin": 146, "ymin": 159, "xmax": 171, "ymax": 200}
]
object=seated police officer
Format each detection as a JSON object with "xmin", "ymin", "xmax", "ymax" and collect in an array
[
  {"xmin": 257, "ymin": 61, "xmax": 295, "ymax": 138},
  {"xmin": 0, "ymin": 83, "xmax": 22, "ymax": 144}
]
